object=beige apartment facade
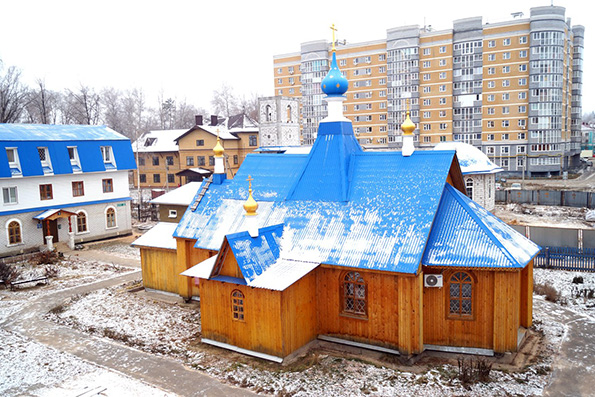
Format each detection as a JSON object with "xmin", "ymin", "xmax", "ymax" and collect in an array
[{"xmin": 273, "ymin": 6, "xmax": 584, "ymax": 177}]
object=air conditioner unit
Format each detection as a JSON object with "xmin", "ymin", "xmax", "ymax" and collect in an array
[{"xmin": 424, "ymin": 274, "xmax": 443, "ymax": 288}]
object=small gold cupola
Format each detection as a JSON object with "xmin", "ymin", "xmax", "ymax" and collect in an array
[
  {"xmin": 213, "ymin": 128, "xmax": 225, "ymax": 176},
  {"xmin": 401, "ymin": 99, "xmax": 416, "ymax": 157},
  {"xmin": 213, "ymin": 129, "xmax": 224, "ymax": 158},
  {"xmin": 243, "ymin": 175, "xmax": 258, "ymax": 216}
]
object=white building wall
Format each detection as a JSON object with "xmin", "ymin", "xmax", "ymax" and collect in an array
[
  {"xmin": 1, "ymin": 170, "xmax": 132, "ymax": 257},
  {"xmin": 466, "ymin": 174, "xmax": 496, "ymax": 211},
  {"xmin": 258, "ymin": 96, "xmax": 300, "ymax": 147}
]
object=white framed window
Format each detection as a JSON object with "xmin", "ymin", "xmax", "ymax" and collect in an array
[
  {"xmin": 502, "ymin": 52, "xmax": 511, "ymax": 60},
  {"xmin": 423, "ymin": 86, "xmax": 431, "ymax": 93},
  {"xmin": 423, "ymin": 61, "xmax": 431, "ymax": 68},
  {"xmin": 379, "ymin": 66, "xmax": 386, "ymax": 73},
  {"xmin": 423, "ymin": 99, "xmax": 431, "ymax": 106},
  {"xmin": 5, "ymin": 148, "xmax": 21, "ymax": 176},
  {"xmin": 518, "ymin": 132, "xmax": 526, "ymax": 139},
  {"xmin": 105, "ymin": 206, "xmax": 117, "ymax": 229},
  {"xmin": 67, "ymin": 146, "xmax": 82, "ymax": 172},
  {"xmin": 277, "ymin": 68, "xmax": 282, "ymax": 74},
  {"xmin": 439, "ymin": 72, "xmax": 447, "ymax": 79},
  {"xmin": 519, "ymin": 105, "xmax": 527, "ymax": 113},
  {"xmin": 423, "ymin": 74, "xmax": 431, "ymax": 81},
  {"xmin": 423, "ymin": 48, "xmax": 431, "ymax": 56},
  {"xmin": 487, "ymin": 94, "xmax": 495, "ymax": 102},
  {"xmin": 502, "ymin": 133, "xmax": 509, "ymax": 140},
  {"xmin": 502, "ymin": 66, "xmax": 510, "ymax": 73},
  {"xmin": 340, "ymin": 59, "xmax": 346, "ymax": 66},
  {"xmin": 379, "ymin": 54, "xmax": 386, "ymax": 61},
  {"xmin": 519, "ymin": 36, "xmax": 528, "ymax": 44},
  {"xmin": 487, "ymin": 81, "xmax": 495, "ymax": 88},
  {"xmin": 423, "ymin": 124, "xmax": 431, "ymax": 131},
  {"xmin": 503, "ymin": 38, "xmax": 511, "ymax": 46},
  {"xmin": 518, "ymin": 120, "xmax": 527, "ymax": 128},
  {"xmin": 439, "ymin": 85, "xmax": 447, "ymax": 92},
  {"xmin": 439, "ymin": 98, "xmax": 446, "ymax": 105},
  {"xmin": 439, "ymin": 59, "xmax": 446, "ymax": 66},
  {"xmin": 379, "ymin": 102, "xmax": 387, "ymax": 109},
  {"xmin": 37, "ymin": 147, "xmax": 52, "ymax": 174},
  {"xmin": 440, "ymin": 123, "xmax": 447, "ymax": 130},
  {"xmin": 379, "ymin": 114, "xmax": 387, "ymax": 121},
  {"xmin": 439, "ymin": 110, "xmax": 447, "ymax": 117},
  {"xmin": 487, "ymin": 108, "xmax": 495, "ymax": 115},
  {"xmin": 519, "ymin": 50, "xmax": 527, "ymax": 58},
  {"xmin": 518, "ymin": 92, "xmax": 527, "ymax": 100},
  {"xmin": 519, "ymin": 78, "xmax": 527, "ymax": 86},
  {"xmin": 502, "ymin": 106, "xmax": 510, "ymax": 114},
  {"xmin": 517, "ymin": 146, "xmax": 526, "ymax": 154},
  {"xmin": 379, "ymin": 78, "xmax": 386, "ymax": 85},
  {"xmin": 519, "ymin": 64, "xmax": 527, "ymax": 72},
  {"xmin": 486, "ymin": 146, "xmax": 495, "ymax": 154},
  {"xmin": 168, "ymin": 209, "xmax": 177, "ymax": 219},
  {"xmin": 439, "ymin": 46, "xmax": 446, "ymax": 53},
  {"xmin": 100, "ymin": 146, "xmax": 116, "ymax": 169},
  {"xmin": 488, "ymin": 40, "xmax": 496, "ymax": 48},
  {"xmin": 488, "ymin": 54, "xmax": 495, "ymax": 61},
  {"xmin": 487, "ymin": 121, "xmax": 495, "ymax": 128},
  {"xmin": 502, "ymin": 120, "xmax": 510, "ymax": 128},
  {"xmin": 277, "ymin": 78, "xmax": 282, "ymax": 84},
  {"xmin": 2, "ymin": 186, "xmax": 17, "ymax": 205},
  {"xmin": 502, "ymin": 80, "xmax": 510, "ymax": 87},
  {"xmin": 502, "ymin": 93, "xmax": 510, "ymax": 101},
  {"xmin": 487, "ymin": 67, "xmax": 495, "ymax": 75},
  {"xmin": 423, "ymin": 111, "xmax": 431, "ymax": 119}
]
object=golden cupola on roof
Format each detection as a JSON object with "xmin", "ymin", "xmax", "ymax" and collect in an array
[
  {"xmin": 213, "ymin": 135, "xmax": 224, "ymax": 158},
  {"xmin": 401, "ymin": 110, "xmax": 416, "ymax": 135},
  {"xmin": 243, "ymin": 176, "xmax": 258, "ymax": 216}
]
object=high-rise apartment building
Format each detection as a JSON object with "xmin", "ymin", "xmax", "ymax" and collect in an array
[{"xmin": 273, "ymin": 6, "xmax": 584, "ymax": 177}]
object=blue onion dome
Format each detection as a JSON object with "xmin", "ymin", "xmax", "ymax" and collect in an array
[{"xmin": 321, "ymin": 51, "xmax": 348, "ymax": 97}]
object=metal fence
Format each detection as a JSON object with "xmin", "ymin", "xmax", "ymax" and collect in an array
[
  {"xmin": 496, "ymin": 189, "xmax": 595, "ymax": 208},
  {"xmin": 534, "ymin": 247, "xmax": 595, "ymax": 272}
]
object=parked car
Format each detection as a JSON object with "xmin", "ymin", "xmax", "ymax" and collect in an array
[
  {"xmin": 495, "ymin": 183, "xmax": 502, "ymax": 191},
  {"xmin": 509, "ymin": 183, "xmax": 522, "ymax": 190}
]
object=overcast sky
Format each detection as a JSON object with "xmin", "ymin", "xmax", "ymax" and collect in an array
[{"xmin": 1, "ymin": 0, "xmax": 592, "ymax": 114}]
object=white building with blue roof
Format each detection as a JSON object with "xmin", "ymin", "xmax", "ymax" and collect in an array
[
  {"xmin": 1, "ymin": 124, "xmax": 136, "ymax": 257},
  {"xmin": 139, "ymin": 38, "xmax": 540, "ymax": 362}
]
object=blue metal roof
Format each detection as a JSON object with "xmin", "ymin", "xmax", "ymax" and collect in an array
[
  {"xmin": 0, "ymin": 124, "xmax": 129, "ymax": 141},
  {"xmin": 423, "ymin": 184, "xmax": 540, "ymax": 268},
  {"xmin": 226, "ymin": 224, "xmax": 283, "ymax": 282},
  {"xmin": 175, "ymin": 149, "xmax": 456, "ymax": 274},
  {"xmin": 0, "ymin": 125, "xmax": 136, "ymax": 177}
]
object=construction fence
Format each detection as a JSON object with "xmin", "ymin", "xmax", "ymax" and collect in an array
[{"xmin": 496, "ymin": 189, "xmax": 595, "ymax": 208}]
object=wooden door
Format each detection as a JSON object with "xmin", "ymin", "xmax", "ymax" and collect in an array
[{"xmin": 42, "ymin": 219, "xmax": 59, "ymax": 243}]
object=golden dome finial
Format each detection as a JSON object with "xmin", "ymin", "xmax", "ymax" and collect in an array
[
  {"xmin": 401, "ymin": 99, "xmax": 416, "ymax": 136},
  {"xmin": 213, "ymin": 128, "xmax": 224, "ymax": 158},
  {"xmin": 243, "ymin": 175, "xmax": 258, "ymax": 216},
  {"xmin": 330, "ymin": 24, "xmax": 337, "ymax": 52}
]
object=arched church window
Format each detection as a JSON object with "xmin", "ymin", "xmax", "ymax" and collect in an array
[
  {"xmin": 449, "ymin": 272, "xmax": 473, "ymax": 317},
  {"xmin": 465, "ymin": 178, "xmax": 474, "ymax": 199},
  {"xmin": 231, "ymin": 290, "xmax": 245, "ymax": 321},
  {"xmin": 342, "ymin": 271, "xmax": 367, "ymax": 316}
]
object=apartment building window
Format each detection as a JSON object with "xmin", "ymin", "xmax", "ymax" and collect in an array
[
  {"xmin": 3, "ymin": 187, "xmax": 17, "ymax": 204},
  {"xmin": 379, "ymin": 66, "xmax": 386, "ymax": 73},
  {"xmin": 379, "ymin": 54, "xmax": 386, "ymax": 61},
  {"xmin": 423, "ymin": 61, "xmax": 430, "ymax": 68},
  {"xmin": 379, "ymin": 114, "xmax": 387, "ymax": 121},
  {"xmin": 519, "ymin": 36, "xmax": 528, "ymax": 44},
  {"xmin": 277, "ymin": 68, "xmax": 282, "ymax": 74},
  {"xmin": 439, "ymin": 72, "xmax": 446, "ymax": 79},
  {"xmin": 439, "ymin": 136, "xmax": 447, "ymax": 142},
  {"xmin": 440, "ymin": 123, "xmax": 447, "ymax": 130},
  {"xmin": 139, "ymin": 174, "xmax": 146, "ymax": 183},
  {"xmin": 502, "ymin": 120, "xmax": 510, "ymax": 128},
  {"xmin": 289, "ymin": 88, "xmax": 294, "ymax": 94},
  {"xmin": 277, "ymin": 78, "xmax": 282, "ymax": 84},
  {"xmin": 502, "ymin": 80, "xmax": 510, "ymax": 87},
  {"xmin": 423, "ymin": 99, "xmax": 431, "ymax": 106},
  {"xmin": 503, "ymin": 38, "xmax": 511, "ymax": 46},
  {"xmin": 197, "ymin": 156, "xmax": 205, "ymax": 166},
  {"xmin": 380, "ymin": 102, "xmax": 387, "ymax": 109},
  {"xmin": 40, "ymin": 184, "xmax": 53, "ymax": 200},
  {"xmin": 439, "ymin": 59, "xmax": 446, "ymax": 66},
  {"xmin": 487, "ymin": 95, "xmax": 495, "ymax": 102},
  {"xmin": 288, "ymin": 66, "xmax": 294, "ymax": 74},
  {"xmin": 379, "ymin": 78, "xmax": 386, "ymax": 85},
  {"xmin": 439, "ymin": 110, "xmax": 447, "ymax": 117},
  {"xmin": 423, "ymin": 111, "xmax": 431, "ymax": 119},
  {"xmin": 518, "ymin": 132, "xmax": 526, "ymax": 140},
  {"xmin": 102, "ymin": 178, "xmax": 113, "ymax": 193},
  {"xmin": 379, "ymin": 90, "xmax": 386, "ymax": 97},
  {"xmin": 439, "ymin": 85, "xmax": 447, "ymax": 92},
  {"xmin": 519, "ymin": 50, "xmax": 527, "ymax": 58},
  {"xmin": 487, "ymin": 81, "xmax": 495, "ymax": 88},
  {"xmin": 423, "ymin": 74, "xmax": 431, "ymax": 81},
  {"xmin": 487, "ymin": 108, "xmax": 495, "ymax": 115},
  {"xmin": 423, "ymin": 124, "xmax": 431, "ymax": 131},
  {"xmin": 487, "ymin": 121, "xmax": 495, "ymax": 128},
  {"xmin": 503, "ymin": 52, "xmax": 511, "ymax": 60},
  {"xmin": 439, "ymin": 46, "xmax": 446, "ymax": 53},
  {"xmin": 518, "ymin": 120, "xmax": 527, "ymax": 129},
  {"xmin": 519, "ymin": 78, "xmax": 527, "ymax": 86},
  {"xmin": 277, "ymin": 89, "xmax": 282, "ymax": 95},
  {"xmin": 340, "ymin": 59, "xmax": 346, "ymax": 66},
  {"xmin": 186, "ymin": 156, "xmax": 194, "ymax": 166},
  {"xmin": 502, "ymin": 93, "xmax": 510, "ymax": 101},
  {"xmin": 501, "ymin": 146, "xmax": 510, "ymax": 155},
  {"xmin": 423, "ymin": 136, "xmax": 431, "ymax": 143},
  {"xmin": 423, "ymin": 48, "xmax": 431, "ymax": 56},
  {"xmin": 502, "ymin": 66, "xmax": 510, "ymax": 73},
  {"xmin": 153, "ymin": 174, "xmax": 160, "ymax": 183},
  {"xmin": 289, "ymin": 77, "xmax": 294, "ymax": 85},
  {"xmin": 196, "ymin": 139, "xmax": 204, "ymax": 146},
  {"xmin": 423, "ymin": 86, "xmax": 431, "ymax": 93},
  {"xmin": 518, "ymin": 92, "xmax": 527, "ymax": 100},
  {"xmin": 517, "ymin": 157, "xmax": 525, "ymax": 167},
  {"xmin": 488, "ymin": 40, "xmax": 496, "ymax": 48},
  {"xmin": 72, "ymin": 181, "xmax": 84, "ymax": 197},
  {"xmin": 152, "ymin": 156, "xmax": 159, "ymax": 166},
  {"xmin": 502, "ymin": 134, "xmax": 509, "ymax": 140},
  {"xmin": 502, "ymin": 107, "xmax": 510, "ymax": 114},
  {"xmin": 487, "ymin": 54, "xmax": 495, "ymax": 61},
  {"xmin": 486, "ymin": 146, "xmax": 495, "ymax": 154},
  {"xmin": 519, "ymin": 105, "xmax": 527, "ymax": 113},
  {"xmin": 439, "ymin": 98, "xmax": 446, "ymax": 105},
  {"xmin": 517, "ymin": 146, "xmax": 526, "ymax": 154},
  {"xmin": 379, "ymin": 127, "xmax": 387, "ymax": 133},
  {"xmin": 519, "ymin": 64, "xmax": 527, "ymax": 72},
  {"xmin": 487, "ymin": 67, "xmax": 495, "ymax": 75},
  {"xmin": 502, "ymin": 159, "xmax": 509, "ymax": 168}
]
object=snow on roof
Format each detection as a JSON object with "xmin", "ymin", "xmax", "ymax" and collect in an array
[
  {"xmin": 0, "ymin": 124, "xmax": 128, "ymax": 141},
  {"xmin": 180, "ymin": 255, "xmax": 217, "ymax": 278},
  {"xmin": 150, "ymin": 182, "xmax": 201, "ymax": 206},
  {"xmin": 434, "ymin": 142, "xmax": 503, "ymax": 175},
  {"xmin": 131, "ymin": 222, "xmax": 178, "ymax": 250},
  {"xmin": 246, "ymin": 258, "xmax": 319, "ymax": 291},
  {"xmin": 131, "ymin": 129, "xmax": 186, "ymax": 153}
]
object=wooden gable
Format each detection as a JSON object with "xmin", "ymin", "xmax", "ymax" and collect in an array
[{"xmin": 212, "ymin": 238, "xmax": 244, "ymax": 280}]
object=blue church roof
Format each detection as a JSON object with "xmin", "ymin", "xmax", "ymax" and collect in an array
[
  {"xmin": 423, "ymin": 184, "xmax": 540, "ymax": 268},
  {"xmin": 0, "ymin": 124, "xmax": 136, "ymax": 177}
]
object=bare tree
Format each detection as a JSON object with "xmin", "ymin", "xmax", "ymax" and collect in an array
[
  {"xmin": 24, "ymin": 79, "xmax": 61, "ymax": 124},
  {"xmin": 239, "ymin": 92, "xmax": 260, "ymax": 122},
  {"xmin": 211, "ymin": 83, "xmax": 239, "ymax": 117},
  {"xmin": 63, "ymin": 85, "xmax": 101, "ymax": 124},
  {"xmin": 101, "ymin": 87, "xmax": 126, "ymax": 132},
  {"xmin": 0, "ymin": 62, "xmax": 30, "ymax": 123}
]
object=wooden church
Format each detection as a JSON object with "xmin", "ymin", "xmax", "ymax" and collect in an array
[{"xmin": 163, "ymin": 43, "xmax": 541, "ymax": 362}]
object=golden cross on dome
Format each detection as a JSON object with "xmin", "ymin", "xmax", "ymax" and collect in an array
[
  {"xmin": 330, "ymin": 24, "xmax": 337, "ymax": 51},
  {"xmin": 247, "ymin": 175, "xmax": 253, "ymax": 191}
]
